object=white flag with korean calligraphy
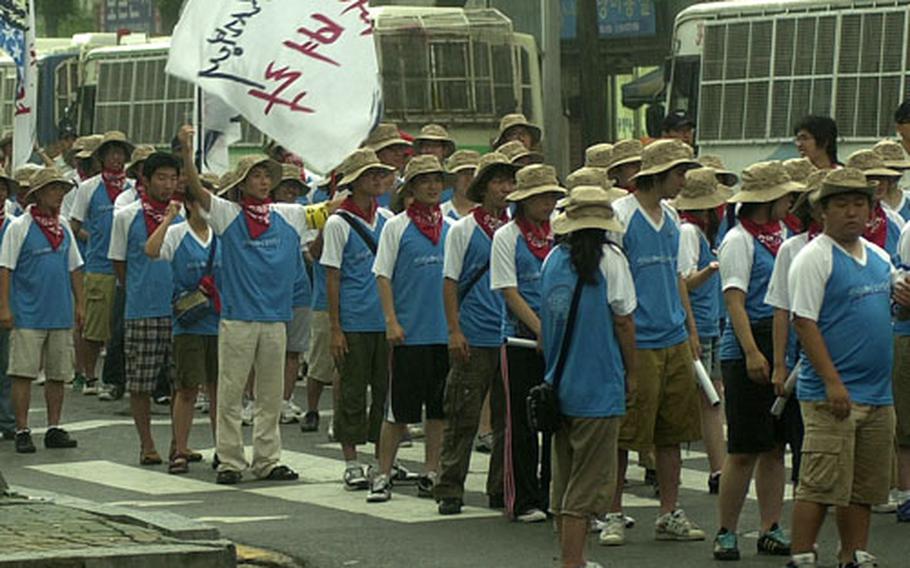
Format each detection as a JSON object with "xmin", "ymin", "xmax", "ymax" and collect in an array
[
  {"xmin": 0, "ymin": 0, "xmax": 37, "ymax": 170},
  {"xmin": 167, "ymin": 0, "xmax": 381, "ymax": 174}
]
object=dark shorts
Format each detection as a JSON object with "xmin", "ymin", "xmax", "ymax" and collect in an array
[
  {"xmin": 386, "ymin": 344, "xmax": 449, "ymax": 424},
  {"xmin": 722, "ymin": 318, "xmax": 801, "ymax": 454},
  {"xmin": 125, "ymin": 317, "xmax": 173, "ymax": 394},
  {"xmin": 173, "ymin": 334, "xmax": 218, "ymax": 390}
]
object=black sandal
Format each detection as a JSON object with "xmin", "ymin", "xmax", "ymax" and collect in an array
[
  {"xmin": 264, "ymin": 465, "xmax": 299, "ymax": 481},
  {"xmin": 216, "ymin": 470, "xmax": 242, "ymax": 485},
  {"xmin": 168, "ymin": 454, "xmax": 189, "ymax": 475}
]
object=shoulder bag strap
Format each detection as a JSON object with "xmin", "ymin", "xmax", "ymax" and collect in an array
[
  {"xmin": 337, "ymin": 211, "xmax": 378, "ymax": 255},
  {"xmin": 457, "ymin": 263, "xmax": 490, "ymax": 303},
  {"xmin": 204, "ymin": 234, "xmax": 217, "ymax": 275},
  {"xmin": 552, "ymin": 276, "xmax": 585, "ymax": 393}
]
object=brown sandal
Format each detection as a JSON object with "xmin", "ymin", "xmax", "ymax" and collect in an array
[
  {"xmin": 168, "ymin": 454, "xmax": 189, "ymax": 475},
  {"xmin": 140, "ymin": 450, "xmax": 163, "ymax": 466}
]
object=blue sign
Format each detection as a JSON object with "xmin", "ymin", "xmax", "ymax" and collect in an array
[
  {"xmin": 102, "ymin": 0, "xmax": 154, "ymax": 33},
  {"xmin": 561, "ymin": 0, "xmax": 657, "ymax": 40}
]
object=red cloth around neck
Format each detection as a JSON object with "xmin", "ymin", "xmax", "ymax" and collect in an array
[
  {"xmin": 406, "ymin": 201, "xmax": 443, "ymax": 245},
  {"xmin": 515, "ymin": 216, "xmax": 553, "ymax": 261},
  {"xmin": 240, "ymin": 196, "xmax": 272, "ymax": 239}
]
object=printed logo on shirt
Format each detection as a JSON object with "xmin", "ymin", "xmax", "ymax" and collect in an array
[
  {"xmin": 413, "ymin": 254, "xmax": 444, "ymax": 267},
  {"xmin": 634, "ymin": 254, "xmax": 676, "ymax": 268},
  {"xmin": 848, "ymin": 280, "xmax": 890, "ymax": 302},
  {"xmin": 243, "ymin": 237, "xmax": 280, "ymax": 249}
]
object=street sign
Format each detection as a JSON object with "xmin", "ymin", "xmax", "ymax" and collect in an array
[
  {"xmin": 101, "ymin": 0, "xmax": 154, "ymax": 33},
  {"xmin": 562, "ymin": 0, "xmax": 657, "ymax": 40}
]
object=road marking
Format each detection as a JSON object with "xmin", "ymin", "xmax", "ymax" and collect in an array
[
  {"xmin": 27, "ymin": 460, "xmax": 235, "ymax": 495},
  {"xmin": 106, "ymin": 500, "xmax": 204, "ymax": 508},
  {"xmin": 195, "ymin": 515, "xmax": 290, "ymax": 524},
  {"xmin": 29, "ymin": 418, "xmax": 172, "ymax": 435}
]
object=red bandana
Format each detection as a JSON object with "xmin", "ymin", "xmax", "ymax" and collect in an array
[
  {"xmin": 0, "ymin": 206, "xmax": 6, "ymax": 232},
  {"xmin": 406, "ymin": 201, "xmax": 443, "ymax": 245},
  {"xmin": 30, "ymin": 207, "xmax": 64, "ymax": 250},
  {"xmin": 198, "ymin": 274, "xmax": 222, "ymax": 315},
  {"xmin": 473, "ymin": 207, "xmax": 509, "ymax": 239},
  {"xmin": 515, "ymin": 216, "xmax": 553, "ymax": 261},
  {"xmin": 338, "ymin": 196, "xmax": 377, "ymax": 225},
  {"xmin": 678, "ymin": 211, "xmax": 708, "ymax": 236},
  {"xmin": 864, "ymin": 203, "xmax": 888, "ymax": 248},
  {"xmin": 140, "ymin": 192, "xmax": 169, "ymax": 236},
  {"xmin": 101, "ymin": 168, "xmax": 127, "ymax": 203},
  {"xmin": 739, "ymin": 218, "xmax": 783, "ymax": 256},
  {"xmin": 807, "ymin": 221, "xmax": 823, "ymax": 242},
  {"xmin": 240, "ymin": 196, "xmax": 272, "ymax": 239},
  {"xmin": 783, "ymin": 213, "xmax": 803, "ymax": 234}
]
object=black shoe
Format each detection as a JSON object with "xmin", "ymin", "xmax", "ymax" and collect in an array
[
  {"xmin": 15, "ymin": 430, "xmax": 36, "ymax": 453},
  {"xmin": 300, "ymin": 411, "xmax": 319, "ymax": 432},
  {"xmin": 216, "ymin": 470, "xmax": 242, "ymax": 485},
  {"xmin": 417, "ymin": 474, "xmax": 436, "ymax": 498},
  {"xmin": 488, "ymin": 493, "xmax": 504, "ymax": 509},
  {"xmin": 0, "ymin": 429, "xmax": 14, "ymax": 441},
  {"xmin": 708, "ymin": 472, "xmax": 721, "ymax": 495},
  {"xmin": 211, "ymin": 453, "xmax": 221, "ymax": 471},
  {"xmin": 438, "ymin": 497, "xmax": 463, "ymax": 515},
  {"xmin": 264, "ymin": 465, "xmax": 299, "ymax": 481},
  {"xmin": 44, "ymin": 427, "xmax": 78, "ymax": 449}
]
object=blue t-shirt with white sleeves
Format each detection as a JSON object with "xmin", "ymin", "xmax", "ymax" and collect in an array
[
  {"xmin": 678, "ymin": 223, "xmax": 721, "ymax": 339},
  {"xmin": 292, "ymin": 249, "xmax": 312, "ymax": 309},
  {"xmin": 0, "ymin": 212, "xmax": 83, "ymax": 329},
  {"xmin": 490, "ymin": 220, "xmax": 546, "ymax": 339},
  {"xmin": 612, "ymin": 195, "xmax": 688, "ymax": 349},
  {"xmin": 108, "ymin": 200, "xmax": 178, "ymax": 320},
  {"xmin": 310, "ymin": 260, "xmax": 328, "ymax": 312},
  {"xmin": 69, "ymin": 174, "xmax": 135, "ymax": 275},
  {"xmin": 159, "ymin": 221, "xmax": 221, "ymax": 336},
  {"xmin": 373, "ymin": 213, "xmax": 450, "ymax": 345}
]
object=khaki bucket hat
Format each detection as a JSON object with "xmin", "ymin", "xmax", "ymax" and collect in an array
[
  {"xmin": 585, "ymin": 144, "xmax": 613, "ymax": 169},
  {"xmin": 276, "ymin": 163, "xmax": 311, "ymax": 194},
  {"xmin": 782, "ymin": 157, "xmax": 818, "ymax": 184},
  {"xmin": 697, "ymin": 154, "xmax": 737, "ymax": 180},
  {"xmin": 728, "ymin": 161, "xmax": 807, "ymax": 204},
  {"xmin": 93, "ymin": 131, "xmax": 135, "ymax": 160},
  {"xmin": 505, "ymin": 164, "xmax": 567, "ymax": 203},
  {"xmin": 25, "ymin": 167, "xmax": 75, "ymax": 200},
  {"xmin": 74, "ymin": 134, "xmax": 103, "ymax": 159},
  {"xmin": 872, "ymin": 139, "xmax": 910, "ymax": 170},
  {"xmin": 791, "ymin": 169, "xmax": 828, "ymax": 213},
  {"xmin": 126, "ymin": 144, "xmax": 156, "ymax": 176},
  {"xmin": 337, "ymin": 148, "xmax": 396, "ymax": 187},
  {"xmin": 400, "ymin": 154, "xmax": 445, "ymax": 193},
  {"xmin": 493, "ymin": 113, "xmax": 541, "ymax": 149},
  {"xmin": 608, "ymin": 139, "xmax": 644, "ymax": 171},
  {"xmin": 218, "ymin": 154, "xmax": 282, "ymax": 196},
  {"xmin": 199, "ymin": 172, "xmax": 221, "ymax": 192},
  {"xmin": 466, "ymin": 152, "xmax": 519, "ymax": 203},
  {"xmin": 817, "ymin": 167, "xmax": 877, "ymax": 201},
  {"xmin": 445, "ymin": 149, "xmax": 481, "ymax": 174},
  {"xmin": 564, "ymin": 166, "xmax": 628, "ymax": 200},
  {"xmin": 671, "ymin": 167, "xmax": 734, "ymax": 211},
  {"xmin": 413, "ymin": 124, "xmax": 456, "ymax": 157},
  {"xmin": 633, "ymin": 139, "xmax": 699, "ymax": 179},
  {"xmin": 552, "ymin": 186, "xmax": 624, "ymax": 235},
  {"xmin": 845, "ymin": 149, "xmax": 902, "ymax": 178},
  {"xmin": 498, "ymin": 140, "xmax": 544, "ymax": 165},
  {"xmin": 12, "ymin": 164, "xmax": 42, "ymax": 193},
  {"xmin": 364, "ymin": 123, "xmax": 410, "ymax": 153}
]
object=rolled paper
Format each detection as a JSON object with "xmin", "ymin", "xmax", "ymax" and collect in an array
[{"xmin": 693, "ymin": 359, "xmax": 721, "ymax": 407}]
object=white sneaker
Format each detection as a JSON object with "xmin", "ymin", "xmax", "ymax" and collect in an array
[
  {"xmin": 195, "ymin": 393, "xmax": 209, "ymax": 413},
  {"xmin": 788, "ymin": 552, "xmax": 817, "ymax": 566},
  {"xmin": 871, "ymin": 489, "xmax": 899, "ymax": 513},
  {"xmin": 655, "ymin": 509, "xmax": 706, "ymax": 541},
  {"xmin": 598, "ymin": 513, "xmax": 626, "ymax": 546},
  {"xmin": 851, "ymin": 550, "xmax": 878, "ymax": 567},
  {"xmin": 343, "ymin": 465, "xmax": 369, "ymax": 491},
  {"xmin": 287, "ymin": 398, "xmax": 303, "ymax": 415},
  {"xmin": 516, "ymin": 508, "xmax": 547, "ymax": 523},
  {"xmin": 280, "ymin": 399, "xmax": 300, "ymax": 424},
  {"xmin": 82, "ymin": 380, "xmax": 100, "ymax": 396},
  {"xmin": 366, "ymin": 474, "xmax": 391, "ymax": 503},
  {"xmin": 35, "ymin": 371, "xmax": 46, "ymax": 385},
  {"xmin": 241, "ymin": 400, "xmax": 254, "ymax": 426}
]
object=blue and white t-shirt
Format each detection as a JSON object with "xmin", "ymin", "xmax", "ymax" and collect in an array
[
  {"xmin": 541, "ymin": 243, "xmax": 636, "ymax": 418},
  {"xmin": 158, "ymin": 222, "xmax": 221, "ymax": 336},
  {"xmin": 0, "ymin": 212, "xmax": 83, "ymax": 329},
  {"xmin": 678, "ymin": 222, "xmax": 721, "ymax": 339},
  {"xmin": 888, "ymin": 193, "xmax": 910, "ymax": 222},
  {"xmin": 765, "ymin": 232, "xmax": 812, "ymax": 368},
  {"xmin": 204, "ymin": 195, "xmax": 313, "ymax": 322},
  {"xmin": 790, "ymin": 235, "xmax": 895, "ymax": 405},
  {"xmin": 440, "ymin": 200, "xmax": 468, "ymax": 221},
  {"xmin": 310, "ymin": 260, "xmax": 328, "ymax": 312},
  {"xmin": 321, "ymin": 209, "xmax": 393, "ymax": 333},
  {"xmin": 443, "ymin": 213, "xmax": 503, "ymax": 348},
  {"xmin": 373, "ymin": 213, "xmax": 450, "ymax": 345},
  {"xmin": 69, "ymin": 174, "xmax": 135, "ymax": 275},
  {"xmin": 612, "ymin": 194, "xmax": 687, "ymax": 349},
  {"xmin": 108, "ymin": 200, "xmax": 178, "ymax": 320},
  {"xmin": 718, "ymin": 223, "xmax": 780, "ymax": 360},
  {"xmin": 113, "ymin": 186, "xmax": 139, "ymax": 212},
  {"xmin": 490, "ymin": 220, "xmax": 545, "ymax": 339}
]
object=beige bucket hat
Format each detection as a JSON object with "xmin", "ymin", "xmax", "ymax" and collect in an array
[
  {"xmin": 564, "ymin": 166, "xmax": 628, "ymax": 200},
  {"xmin": 671, "ymin": 167, "xmax": 734, "ymax": 210},
  {"xmin": 413, "ymin": 124, "xmax": 456, "ymax": 157},
  {"xmin": 493, "ymin": 113, "xmax": 541, "ymax": 149},
  {"xmin": 585, "ymin": 143, "xmax": 613, "ymax": 169},
  {"xmin": 12, "ymin": 164, "xmax": 42, "ymax": 193},
  {"xmin": 505, "ymin": 164, "xmax": 567, "ymax": 202},
  {"xmin": 275, "ymin": 163, "xmax": 311, "ymax": 194},
  {"xmin": 633, "ymin": 139, "xmax": 699, "ymax": 179},
  {"xmin": 782, "ymin": 158, "xmax": 819, "ymax": 184},
  {"xmin": 498, "ymin": 140, "xmax": 544, "ymax": 165},
  {"xmin": 364, "ymin": 123, "xmax": 410, "ymax": 152},
  {"xmin": 817, "ymin": 167, "xmax": 877, "ymax": 201},
  {"xmin": 400, "ymin": 154, "xmax": 445, "ymax": 193},
  {"xmin": 74, "ymin": 134, "xmax": 103, "ymax": 159},
  {"xmin": 445, "ymin": 149, "xmax": 481, "ymax": 174},
  {"xmin": 25, "ymin": 167, "xmax": 75, "ymax": 200},
  {"xmin": 872, "ymin": 139, "xmax": 910, "ymax": 170},
  {"xmin": 217, "ymin": 154, "xmax": 282, "ymax": 196},
  {"xmin": 126, "ymin": 144, "xmax": 156, "ymax": 177},
  {"xmin": 552, "ymin": 185, "xmax": 624, "ymax": 235},
  {"xmin": 466, "ymin": 152, "xmax": 519, "ymax": 203},
  {"xmin": 728, "ymin": 161, "xmax": 807, "ymax": 204},
  {"xmin": 845, "ymin": 149, "xmax": 902, "ymax": 178},
  {"xmin": 697, "ymin": 154, "xmax": 737, "ymax": 180},
  {"xmin": 93, "ymin": 130, "xmax": 135, "ymax": 160},
  {"xmin": 792, "ymin": 169, "xmax": 828, "ymax": 212},
  {"xmin": 337, "ymin": 148, "xmax": 396, "ymax": 187},
  {"xmin": 199, "ymin": 172, "xmax": 221, "ymax": 192},
  {"xmin": 608, "ymin": 139, "xmax": 644, "ymax": 171}
]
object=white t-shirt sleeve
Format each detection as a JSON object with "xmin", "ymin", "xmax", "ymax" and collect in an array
[
  {"xmin": 789, "ymin": 239, "xmax": 833, "ymax": 322},
  {"xmin": 443, "ymin": 218, "xmax": 471, "ymax": 281},
  {"xmin": 372, "ymin": 215, "xmax": 406, "ymax": 279},
  {"xmin": 64, "ymin": 223, "xmax": 84, "ymax": 271},
  {"xmin": 898, "ymin": 222, "xmax": 910, "ymax": 268},
  {"xmin": 601, "ymin": 244, "xmax": 637, "ymax": 316},
  {"xmin": 205, "ymin": 195, "xmax": 241, "ymax": 236},
  {"xmin": 158, "ymin": 223, "xmax": 184, "ymax": 262},
  {"xmin": 107, "ymin": 207, "xmax": 130, "ymax": 262},
  {"xmin": 718, "ymin": 227, "xmax": 754, "ymax": 293},
  {"xmin": 764, "ymin": 236, "xmax": 800, "ymax": 310},
  {"xmin": 677, "ymin": 223, "xmax": 701, "ymax": 277},
  {"xmin": 0, "ymin": 217, "xmax": 26, "ymax": 270},
  {"xmin": 319, "ymin": 215, "xmax": 350, "ymax": 270},
  {"xmin": 68, "ymin": 180, "xmax": 94, "ymax": 222},
  {"xmin": 490, "ymin": 223, "xmax": 518, "ymax": 290}
]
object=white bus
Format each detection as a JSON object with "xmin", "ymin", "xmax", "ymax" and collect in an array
[{"xmin": 666, "ymin": 0, "xmax": 910, "ymax": 174}]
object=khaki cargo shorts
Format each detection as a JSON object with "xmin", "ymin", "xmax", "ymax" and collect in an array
[
  {"xmin": 9, "ymin": 328, "xmax": 74, "ymax": 382},
  {"xmin": 82, "ymin": 272, "xmax": 117, "ymax": 342},
  {"xmin": 551, "ymin": 416, "xmax": 621, "ymax": 518}
]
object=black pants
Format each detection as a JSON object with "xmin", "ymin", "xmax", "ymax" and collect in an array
[
  {"xmin": 504, "ymin": 345, "xmax": 550, "ymax": 517},
  {"xmin": 101, "ymin": 285, "xmax": 126, "ymax": 388}
]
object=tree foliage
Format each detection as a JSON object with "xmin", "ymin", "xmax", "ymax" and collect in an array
[{"xmin": 155, "ymin": 0, "xmax": 184, "ymax": 35}]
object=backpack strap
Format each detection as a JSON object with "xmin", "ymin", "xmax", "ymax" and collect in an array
[
  {"xmin": 552, "ymin": 276, "xmax": 585, "ymax": 393},
  {"xmin": 336, "ymin": 211, "xmax": 378, "ymax": 255}
]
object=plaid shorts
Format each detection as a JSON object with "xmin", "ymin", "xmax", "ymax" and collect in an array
[{"xmin": 125, "ymin": 317, "xmax": 173, "ymax": 394}]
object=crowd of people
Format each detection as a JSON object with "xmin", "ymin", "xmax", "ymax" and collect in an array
[{"xmin": 0, "ymin": 102, "xmax": 909, "ymax": 568}]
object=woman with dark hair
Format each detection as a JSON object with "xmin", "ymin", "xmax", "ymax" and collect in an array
[
  {"xmin": 541, "ymin": 185, "xmax": 636, "ymax": 568},
  {"xmin": 794, "ymin": 116, "xmax": 839, "ymax": 170}
]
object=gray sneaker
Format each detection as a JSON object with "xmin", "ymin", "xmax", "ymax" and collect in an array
[
  {"xmin": 655, "ymin": 509, "xmax": 705, "ymax": 541},
  {"xmin": 343, "ymin": 465, "xmax": 369, "ymax": 491},
  {"xmin": 366, "ymin": 474, "xmax": 391, "ymax": 503}
]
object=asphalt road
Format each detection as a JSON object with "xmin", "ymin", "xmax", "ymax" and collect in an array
[{"xmin": 2, "ymin": 382, "xmax": 909, "ymax": 567}]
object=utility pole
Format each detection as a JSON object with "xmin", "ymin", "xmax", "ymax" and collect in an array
[
  {"xmin": 577, "ymin": 0, "xmax": 608, "ymax": 150},
  {"xmin": 540, "ymin": 0, "xmax": 567, "ymax": 176}
]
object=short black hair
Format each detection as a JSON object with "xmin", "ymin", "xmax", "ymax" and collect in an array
[
  {"xmin": 794, "ymin": 115, "xmax": 839, "ymax": 164},
  {"xmin": 142, "ymin": 152, "xmax": 181, "ymax": 180},
  {"xmin": 895, "ymin": 100, "xmax": 910, "ymax": 124},
  {"xmin": 662, "ymin": 110, "xmax": 695, "ymax": 133},
  {"xmin": 819, "ymin": 191, "xmax": 873, "ymax": 210}
]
